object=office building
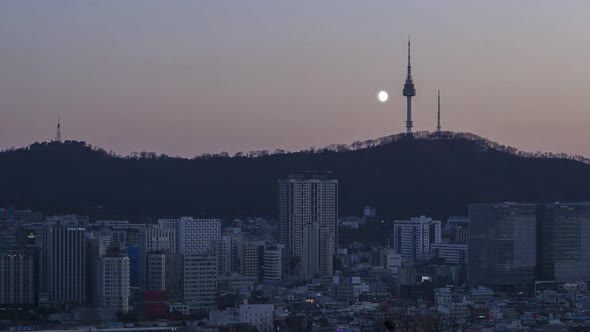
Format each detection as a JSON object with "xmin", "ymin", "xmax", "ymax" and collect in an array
[
  {"xmin": 111, "ymin": 230, "xmax": 127, "ymax": 246},
  {"xmin": 208, "ymin": 300, "xmax": 274, "ymax": 331},
  {"xmin": 469, "ymin": 202, "xmax": 590, "ymax": 288},
  {"xmin": 218, "ymin": 274, "xmax": 258, "ymax": 291},
  {"xmin": 86, "ymin": 236, "xmax": 105, "ymax": 306},
  {"xmin": 468, "ymin": 203, "xmax": 537, "ymax": 288},
  {"xmin": 159, "ymin": 217, "xmax": 221, "ymax": 255},
  {"xmin": 263, "ymin": 244, "xmax": 284, "ymax": 284},
  {"xmin": 539, "ymin": 203, "xmax": 590, "ymax": 282},
  {"xmin": 138, "ymin": 225, "xmax": 176, "ymax": 250},
  {"xmin": 46, "ymin": 214, "xmax": 90, "ymax": 227},
  {"xmin": 241, "ymin": 242, "xmax": 262, "ymax": 280},
  {"xmin": 444, "ymin": 216, "xmax": 469, "ymax": 243},
  {"xmin": 183, "ymin": 254, "xmax": 217, "ymax": 310},
  {"xmin": 139, "ymin": 226, "xmax": 176, "ymax": 289},
  {"xmin": 144, "ymin": 251, "xmax": 181, "ymax": 299},
  {"xmin": 0, "ymin": 209, "xmax": 43, "ymax": 223},
  {"xmin": 380, "ymin": 248, "xmax": 402, "ymax": 274},
  {"xmin": 127, "ymin": 245, "xmax": 140, "ymax": 288},
  {"xmin": 363, "ymin": 205, "xmax": 377, "ymax": 218},
  {"xmin": 177, "ymin": 217, "xmax": 221, "ymax": 255},
  {"xmin": 147, "ymin": 253, "xmax": 166, "ymax": 291},
  {"xmin": 216, "ymin": 235, "xmax": 231, "ymax": 276},
  {"xmin": 42, "ymin": 224, "xmax": 86, "ymax": 305},
  {"xmin": 230, "ymin": 235, "xmax": 243, "ymax": 274},
  {"xmin": 431, "ymin": 243, "xmax": 468, "ymax": 265},
  {"xmin": 238, "ymin": 300, "xmax": 274, "ymax": 331},
  {"xmin": 392, "ymin": 216, "xmax": 441, "ymax": 260},
  {"xmin": 278, "ymin": 171, "xmax": 338, "ymax": 277},
  {"xmin": 215, "ymin": 233, "xmax": 243, "ymax": 276}
]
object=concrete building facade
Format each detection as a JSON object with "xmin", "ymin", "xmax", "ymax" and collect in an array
[
  {"xmin": 393, "ymin": 216, "xmax": 441, "ymax": 260},
  {"xmin": 278, "ymin": 172, "xmax": 338, "ymax": 277}
]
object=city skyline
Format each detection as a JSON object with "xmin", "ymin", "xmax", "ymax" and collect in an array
[
  {"xmin": 1, "ymin": 1, "xmax": 590, "ymax": 157},
  {"xmin": 4, "ymin": 2, "xmax": 590, "ymax": 330}
]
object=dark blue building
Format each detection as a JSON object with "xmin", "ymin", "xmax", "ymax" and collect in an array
[{"xmin": 128, "ymin": 245, "xmax": 140, "ymax": 288}]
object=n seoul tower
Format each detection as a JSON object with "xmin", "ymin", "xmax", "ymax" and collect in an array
[{"xmin": 402, "ymin": 38, "xmax": 416, "ymax": 135}]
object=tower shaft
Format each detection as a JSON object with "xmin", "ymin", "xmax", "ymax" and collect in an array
[
  {"xmin": 406, "ymin": 97, "xmax": 413, "ymax": 134},
  {"xmin": 56, "ymin": 116, "xmax": 62, "ymax": 142}
]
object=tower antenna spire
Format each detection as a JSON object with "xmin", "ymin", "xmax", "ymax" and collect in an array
[
  {"xmin": 437, "ymin": 90, "xmax": 441, "ymax": 133},
  {"xmin": 407, "ymin": 36, "xmax": 411, "ymax": 76},
  {"xmin": 402, "ymin": 36, "xmax": 416, "ymax": 135},
  {"xmin": 56, "ymin": 115, "xmax": 62, "ymax": 142}
]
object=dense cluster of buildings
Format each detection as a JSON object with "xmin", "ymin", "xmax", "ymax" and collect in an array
[
  {"xmin": 0, "ymin": 172, "xmax": 339, "ymax": 331},
  {"xmin": 4, "ymin": 178, "xmax": 590, "ymax": 331}
]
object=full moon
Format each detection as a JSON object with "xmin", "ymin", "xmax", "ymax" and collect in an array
[{"xmin": 378, "ymin": 91, "xmax": 388, "ymax": 103}]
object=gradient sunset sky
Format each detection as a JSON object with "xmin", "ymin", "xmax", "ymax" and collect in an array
[{"xmin": 1, "ymin": 1, "xmax": 589, "ymax": 157}]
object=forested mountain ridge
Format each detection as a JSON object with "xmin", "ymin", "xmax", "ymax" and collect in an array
[{"xmin": 1, "ymin": 131, "xmax": 589, "ymax": 220}]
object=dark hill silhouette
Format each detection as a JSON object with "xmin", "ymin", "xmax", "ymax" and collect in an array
[{"xmin": 1, "ymin": 131, "xmax": 590, "ymax": 220}]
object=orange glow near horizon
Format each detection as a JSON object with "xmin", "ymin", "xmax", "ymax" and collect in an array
[{"xmin": 1, "ymin": 1, "xmax": 589, "ymax": 157}]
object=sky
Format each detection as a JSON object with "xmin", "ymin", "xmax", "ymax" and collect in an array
[{"xmin": 1, "ymin": 1, "xmax": 589, "ymax": 157}]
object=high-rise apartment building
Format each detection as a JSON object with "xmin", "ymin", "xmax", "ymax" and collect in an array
[
  {"xmin": 302, "ymin": 223, "xmax": 320, "ymax": 279},
  {"xmin": 278, "ymin": 172, "xmax": 338, "ymax": 277},
  {"xmin": 98, "ymin": 254, "xmax": 131, "ymax": 313},
  {"xmin": 392, "ymin": 216, "xmax": 441, "ymax": 260},
  {"xmin": 42, "ymin": 224, "xmax": 86, "ymax": 305},
  {"xmin": 0, "ymin": 248, "xmax": 37, "ymax": 306}
]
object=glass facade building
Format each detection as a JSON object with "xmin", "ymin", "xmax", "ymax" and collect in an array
[
  {"xmin": 469, "ymin": 202, "xmax": 590, "ymax": 288},
  {"xmin": 468, "ymin": 203, "xmax": 537, "ymax": 288},
  {"xmin": 539, "ymin": 203, "xmax": 590, "ymax": 282}
]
